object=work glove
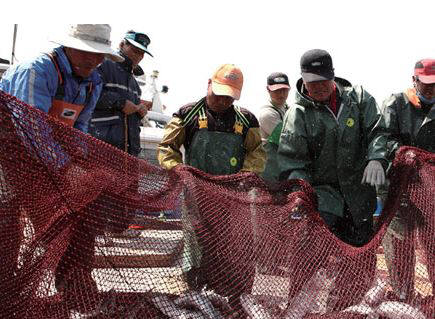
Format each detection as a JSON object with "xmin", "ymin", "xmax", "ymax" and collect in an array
[{"xmin": 361, "ymin": 160, "xmax": 385, "ymax": 187}]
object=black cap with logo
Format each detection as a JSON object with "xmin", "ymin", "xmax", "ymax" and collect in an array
[
  {"xmin": 300, "ymin": 49, "xmax": 334, "ymax": 82},
  {"xmin": 267, "ymin": 72, "xmax": 291, "ymax": 91}
]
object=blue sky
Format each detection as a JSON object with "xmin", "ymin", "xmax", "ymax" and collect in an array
[{"xmin": 1, "ymin": 0, "xmax": 434, "ymax": 116}]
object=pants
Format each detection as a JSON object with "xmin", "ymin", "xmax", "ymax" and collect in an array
[
  {"xmin": 55, "ymin": 191, "xmax": 133, "ymax": 287},
  {"xmin": 382, "ymin": 213, "xmax": 434, "ymax": 299},
  {"xmin": 321, "ymin": 209, "xmax": 374, "ymax": 247}
]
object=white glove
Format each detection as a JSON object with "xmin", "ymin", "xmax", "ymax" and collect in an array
[{"xmin": 361, "ymin": 160, "xmax": 385, "ymax": 187}]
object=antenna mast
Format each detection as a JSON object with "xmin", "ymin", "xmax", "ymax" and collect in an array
[{"xmin": 11, "ymin": 24, "xmax": 18, "ymax": 65}]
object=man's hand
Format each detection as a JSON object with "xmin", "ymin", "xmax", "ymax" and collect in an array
[
  {"xmin": 361, "ymin": 160, "xmax": 385, "ymax": 187},
  {"xmin": 138, "ymin": 100, "xmax": 152, "ymax": 118},
  {"xmin": 122, "ymin": 100, "xmax": 141, "ymax": 115},
  {"xmin": 140, "ymin": 100, "xmax": 153, "ymax": 110}
]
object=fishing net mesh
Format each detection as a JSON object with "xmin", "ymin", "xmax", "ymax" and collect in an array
[{"xmin": 0, "ymin": 91, "xmax": 433, "ymax": 318}]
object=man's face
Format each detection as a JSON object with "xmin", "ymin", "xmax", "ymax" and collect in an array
[
  {"xmin": 206, "ymin": 81, "xmax": 235, "ymax": 113},
  {"xmin": 268, "ymin": 87, "xmax": 290, "ymax": 106},
  {"xmin": 303, "ymin": 79, "xmax": 335, "ymax": 102},
  {"xmin": 64, "ymin": 48, "xmax": 104, "ymax": 78},
  {"xmin": 121, "ymin": 42, "xmax": 145, "ymax": 67},
  {"xmin": 414, "ymin": 76, "xmax": 435, "ymax": 100}
]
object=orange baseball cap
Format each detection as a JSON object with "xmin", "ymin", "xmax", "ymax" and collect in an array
[{"xmin": 211, "ymin": 64, "xmax": 243, "ymax": 100}]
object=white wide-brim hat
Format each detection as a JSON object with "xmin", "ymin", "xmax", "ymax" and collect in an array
[{"xmin": 50, "ymin": 24, "xmax": 123, "ymax": 62}]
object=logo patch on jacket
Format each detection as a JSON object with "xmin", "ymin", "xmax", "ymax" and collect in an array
[
  {"xmin": 61, "ymin": 109, "xmax": 78, "ymax": 119},
  {"xmin": 346, "ymin": 118, "xmax": 354, "ymax": 127},
  {"xmin": 230, "ymin": 157, "xmax": 238, "ymax": 167}
]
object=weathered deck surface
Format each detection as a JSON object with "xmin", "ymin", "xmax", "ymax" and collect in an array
[{"xmin": 91, "ymin": 229, "xmax": 432, "ymax": 298}]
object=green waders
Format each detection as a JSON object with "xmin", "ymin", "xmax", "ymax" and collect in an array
[{"xmin": 181, "ymin": 103, "xmax": 247, "ymax": 287}]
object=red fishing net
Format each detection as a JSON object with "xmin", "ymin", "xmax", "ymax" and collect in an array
[{"xmin": 0, "ymin": 90, "xmax": 433, "ymax": 318}]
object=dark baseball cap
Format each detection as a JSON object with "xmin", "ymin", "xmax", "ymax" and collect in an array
[
  {"xmin": 124, "ymin": 31, "xmax": 153, "ymax": 57},
  {"xmin": 300, "ymin": 49, "xmax": 334, "ymax": 82},
  {"xmin": 267, "ymin": 72, "xmax": 290, "ymax": 91}
]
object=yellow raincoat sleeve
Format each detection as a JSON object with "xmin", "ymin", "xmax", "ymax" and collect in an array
[
  {"xmin": 157, "ymin": 117, "xmax": 186, "ymax": 170},
  {"xmin": 241, "ymin": 127, "xmax": 266, "ymax": 174}
]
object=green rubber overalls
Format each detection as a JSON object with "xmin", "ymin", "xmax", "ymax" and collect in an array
[{"xmin": 181, "ymin": 101, "xmax": 249, "ymax": 284}]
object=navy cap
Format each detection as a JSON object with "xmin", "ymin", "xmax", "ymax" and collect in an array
[
  {"xmin": 267, "ymin": 72, "xmax": 290, "ymax": 91},
  {"xmin": 300, "ymin": 49, "xmax": 334, "ymax": 82}
]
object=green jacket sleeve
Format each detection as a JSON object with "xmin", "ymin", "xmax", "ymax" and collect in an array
[
  {"xmin": 356, "ymin": 86, "xmax": 389, "ymax": 168},
  {"xmin": 267, "ymin": 122, "xmax": 283, "ymax": 145},
  {"xmin": 277, "ymin": 106, "xmax": 313, "ymax": 183},
  {"xmin": 381, "ymin": 94, "xmax": 403, "ymax": 161}
]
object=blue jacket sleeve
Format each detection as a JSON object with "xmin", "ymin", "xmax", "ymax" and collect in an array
[
  {"xmin": 0, "ymin": 58, "xmax": 70, "ymax": 171},
  {"xmin": 0, "ymin": 58, "xmax": 58, "ymax": 112}
]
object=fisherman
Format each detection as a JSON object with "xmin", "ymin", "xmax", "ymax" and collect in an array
[
  {"xmin": 0, "ymin": 24, "xmax": 122, "ymax": 131},
  {"xmin": 277, "ymin": 49, "xmax": 389, "ymax": 247},
  {"xmin": 157, "ymin": 63, "xmax": 265, "ymax": 307},
  {"xmin": 89, "ymin": 30, "xmax": 153, "ymax": 156},
  {"xmin": 381, "ymin": 58, "xmax": 435, "ymax": 300},
  {"xmin": 0, "ymin": 24, "xmax": 121, "ymax": 311},
  {"xmin": 157, "ymin": 64, "xmax": 265, "ymax": 175},
  {"xmin": 259, "ymin": 72, "xmax": 290, "ymax": 181},
  {"xmin": 259, "ymin": 72, "xmax": 291, "ymax": 143},
  {"xmin": 88, "ymin": 30, "xmax": 154, "ymax": 240}
]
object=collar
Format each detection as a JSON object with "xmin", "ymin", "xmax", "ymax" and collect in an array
[
  {"xmin": 205, "ymin": 100, "xmax": 234, "ymax": 116},
  {"xmin": 270, "ymin": 100, "xmax": 288, "ymax": 110},
  {"xmin": 118, "ymin": 50, "xmax": 134, "ymax": 73},
  {"xmin": 55, "ymin": 46, "xmax": 74, "ymax": 77},
  {"xmin": 55, "ymin": 46, "xmax": 98, "ymax": 84},
  {"xmin": 404, "ymin": 88, "xmax": 422, "ymax": 108},
  {"xmin": 301, "ymin": 82, "xmax": 340, "ymax": 108}
]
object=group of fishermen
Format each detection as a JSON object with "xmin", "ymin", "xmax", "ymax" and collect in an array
[
  {"xmin": 0, "ymin": 24, "xmax": 433, "ymax": 313},
  {"xmin": 159, "ymin": 50, "xmax": 434, "ymax": 246},
  {"xmin": 156, "ymin": 50, "xmax": 434, "ymax": 302},
  {"xmin": 0, "ymin": 24, "xmax": 154, "ymax": 312}
]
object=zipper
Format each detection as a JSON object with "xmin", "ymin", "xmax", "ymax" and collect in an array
[{"xmin": 318, "ymin": 102, "xmax": 342, "ymax": 125}]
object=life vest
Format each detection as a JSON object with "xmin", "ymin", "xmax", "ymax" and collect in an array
[{"xmin": 46, "ymin": 52, "xmax": 93, "ymax": 127}]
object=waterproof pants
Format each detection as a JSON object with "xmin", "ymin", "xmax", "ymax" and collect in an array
[{"xmin": 383, "ymin": 214, "xmax": 434, "ymax": 299}]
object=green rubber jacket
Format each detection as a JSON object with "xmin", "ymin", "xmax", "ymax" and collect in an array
[
  {"xmin": 382, "ymin": 88, "xmax": 435, "ymax": 156},
  {"xmin": 278, "ymin": 77, "xmax": 388, "ymax": 224}
]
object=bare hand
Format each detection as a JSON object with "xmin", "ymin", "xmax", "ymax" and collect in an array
[
  {"xmin": 140, "ymin": 100, "xmax": 153, "ymax": 111},
  {"xmin": 138, "ymin": 100, "xmax": 152, "ymax": 118},
  {"xmin": 122, "ymin": 100, "xmax": 140, "ymax": 115},
  {"xmin": 137, "ymin": 107, "xmax": 146, "ymax": 118}
]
